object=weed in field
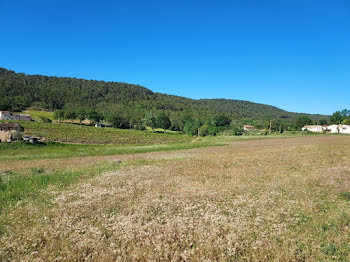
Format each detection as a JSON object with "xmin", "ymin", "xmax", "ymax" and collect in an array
[
  {"xmin": 31, "ymin": 167, "xmax": 45, "ymax": 174},
  {"xmin": 321, "ymin": 243, "xmax": 337, "ymax": 255},
  {"xmin": 339, "ymin": 192, "xmax": 350, "ymax": 201}
]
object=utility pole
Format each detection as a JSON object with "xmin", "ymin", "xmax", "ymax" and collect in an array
[{"xmin": 269, "ymin": 120, "xmax": 272, "ymax": 134}]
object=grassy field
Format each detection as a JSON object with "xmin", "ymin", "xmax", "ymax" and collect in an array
[
  {"xmin": 1, "ymin": 135, "xmax": 350, "ymax": 261},
  {"xmin": 19, "ymin": 121, "xmax": 191, "ymax": 144},
  {"xmin": 0, "ymin": 132, "xmax": 311, "ymax": 163},
  {"xmin": 0, "ymin": 140, "xmax": 221, "ymax": 162},
  {"xmin": 23, "ymin": 109, "xmax": 54, "ymax": 121}
]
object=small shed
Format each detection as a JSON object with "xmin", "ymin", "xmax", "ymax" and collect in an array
[
  {"xmin": 0, "ymin": 122, "xmax": 22, "ymax": 142},
  {"xmin": 243, "ymin": 125, "xmax": 256, "ymax": 131}
]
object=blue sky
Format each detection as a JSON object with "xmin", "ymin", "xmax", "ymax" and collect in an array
[{"xmin": 1, "ymin": 0, "xmax": 349, "ymax": 115}]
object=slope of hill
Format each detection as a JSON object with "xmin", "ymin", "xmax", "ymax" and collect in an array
[
  {"xmin": 196, "ymin": 99, "xmax": 313, "ymax": 119},
  {"xmin": 0, "ymin": 67, "xmax": 328, "ymax": 122}
]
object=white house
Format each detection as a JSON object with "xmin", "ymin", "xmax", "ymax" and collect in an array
[
  {"xmin": 302, "ymin": 125, "xmax": 327, "ymax": 133},
  {"xmin": 327, "ymin": 125, "xmax": 350, "ymax": 134}
]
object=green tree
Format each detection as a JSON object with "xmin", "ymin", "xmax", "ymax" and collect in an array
[
  {"xmin": 295, "ymin": 116, "xmax": 312, "ymax": 130},
  {"xmin": 76, "ymin": 108, "xmax": 87, "ymax": 124},
  {"xmin": 53, "ymin": 109, "xmax": 65, "ymax": 122},
  {"xmin": 199, "ymin": 123, "xmax": 219, "ymax": 136},
  {"xmin": 343, "ymin": 116, "xmax": 350, "ymax": 125},
  {"xmin": 142, "ymin": 111, "xmax": 157, "ymax": 132},
  {"xmin": 107, "ymin": 114, "xmax": 128, "ymax": 129},
  {"xmin": 12, "ymin": 96, "xmax": 30, "ymax": 111},
  {"xmin": 212, "ymin": 114, "xmax": 231, "ymax": 127},
  {"xmin": 87, "ymin": 110, "xmax": 103, "ymax": 124},
  {"xmin": 319, "ymin": 119, "xmax": 328, "ymax": 125},
  {"xmin": 39, "ymin": 116, "xmax": 52, "ymax": 123},
  {"xmin": 156, "ymin": 112, "xmax": 171, "ymax": 132},
  {"xmin": 231, "ymin": 124, "xmax": 244, "ymax": 135},
  {"xmin": 330, "ymin": 111, "xmax": 344, "ymax": 124},
  {"xmin": 340, "ymin": 109, "xmax": 350, "ymax": 118},
  {"xmin": 183, "ymin": 121, "xmax": 198, "ymax": 136},
  {"xmin": 270, "ymin": 120, "xmax": 288, "ymax": 133},
  {"xmin": 13, "ymin": 130, "xmax": 23, "ymax": 141},
  {"xmin": 64, "ymin": 110, "xmax": 77, "ymax": 123},
  {"xmin": 0, "ymin": 97, "xmax": 12, "ymax": 111}
]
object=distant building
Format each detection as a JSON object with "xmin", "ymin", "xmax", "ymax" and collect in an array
[
  {"xmin": 302, "ymin": 125, "xmax": 327, "ymax": 133},
  {"xmin": 0, "ymin": 122, "xmax": 22, "ymax": 142},
  {"xmin": 0, "ymin": 111, "xmax": 31, "ymax": 121},
  {"xmin": 302, "ymin": 124, "xmax": 350, "ymax": 134},
  {"xmin": 0, "ymin": 111, "xmax": 12, "ymax": 120},
  {"xmin": 327, "ymin": 125, "xmax": 350, "ymax": 134},
  {"xmin": 13, "ymin": 113, "xmax": 31, "ymax": 121},
  {"xmin": 243, "ymin": 125, "xmax": 256, "ymax": 131}
]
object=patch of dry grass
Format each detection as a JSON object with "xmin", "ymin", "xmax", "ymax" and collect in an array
[{"xmin": 1, "ymin": 136, "xmax": 350, "ymax": 261}]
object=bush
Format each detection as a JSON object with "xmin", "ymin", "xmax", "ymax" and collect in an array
[
  {"xmin": 135, "ymin": 124, "xmax": 146, "ymax": 131},
  {"xmin": 200, "ymin": 124, "xmax": 220, "ymax": 136},
  {"xmin": 212, "ymin": 114, "xmax": 231, "ymax": 127},
  {"xmin": 13, "ymin": 131, "xmax": 23, "ymax": 141},
  {"xmin": 107, "ymin": 115, "xmax": 129, "ymax": 129},
  {"xmin": 39, "ymin": 116, "xmax": 52, "ymax": 123},
  {"xmin": 231, "ymin": 125, "xmax": 244, "ymax": 135},
  {"xmin": 183, "ymin": 121, "xmax": 198, "ymax": 136},
  {"xmin": 339, "ymin": 192, "xmax": 350, "ymax": 201}
]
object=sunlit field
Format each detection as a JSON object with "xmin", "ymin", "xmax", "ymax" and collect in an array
[{"xmin": 1, "ymin": 135, "xmax": 350, "ymax": 261}]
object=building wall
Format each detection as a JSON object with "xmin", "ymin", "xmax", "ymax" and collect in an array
[
  {"xmin": 0, "ymin": 112, "xmax": 31, "ymax": 121},
  {"xmin": 0, "ymin": 112, "xmax": 13, "ymax": 120},
  {"xmin": 12, "ymin": 115, "xmax": 20, "ymax": 121},
  {"xmin": 0, "ymin": 131, "xmax": 13, "ymax": 142},
  {"xmin": 340, "ymin": 125, "xmax": 350, "ymax": 134},
  {"xmin": 343, "ymin": 127, "xmax": 350, "ymax": 134},
  {"xmin": 19, "ymin": 115, "xmax": 31, "ymax": 121},
  {"xmin": 327, "ymin": 125, "xmax": 350, "ymax": 134},
  {"xmin": 302, "ymin": 126, "xmax": 326, "ymax": 133},
  {"xmin": 312, "ymin": 127, "xmax": 325, "ymax": 133}
]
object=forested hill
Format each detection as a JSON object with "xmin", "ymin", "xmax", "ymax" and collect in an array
[{"xmin": 0, "ymin": 67, "xmax": 327, "ymax": 122}]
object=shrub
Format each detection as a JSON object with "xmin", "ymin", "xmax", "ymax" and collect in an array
[
  {"xmin": 31, "ymin": 167, "xmax": 45, "ymax": 175},
  {"xmin": 339, "ymin": 192, "xmax": 350, "ymax": 201},
  {"xmin": 40, "ymin": 116, "xmax": 52, "ymax": 123},
  {"xmin": 184, "ymin": 121, "xmax": 199, "ymax": 136}
]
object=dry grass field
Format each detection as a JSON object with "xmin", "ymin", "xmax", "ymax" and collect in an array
[{"xmin": 1, "ymin": 135, "xmax": 350, "ymax": 261}]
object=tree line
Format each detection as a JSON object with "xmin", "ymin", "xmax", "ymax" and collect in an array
[
  {"xmin": 0, "ymin": 67, "xmax": 329, "ymax": 123},
  {"xmin": 330, "ymin": 109, "xmax": 350, "ymax": 125},
  {"xmin": 49, "ymin": 107, "xmax": 335, "ymax": 136}
]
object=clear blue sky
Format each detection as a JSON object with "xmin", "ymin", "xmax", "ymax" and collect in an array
[{"xmin": 1, "ymin": 0, "xmax": 349, "ymax": 115}]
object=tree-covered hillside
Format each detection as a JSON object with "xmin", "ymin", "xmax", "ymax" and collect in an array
[{"xmin": 0, "ymin": 67, "xmax": 328, "ymax": 124}]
